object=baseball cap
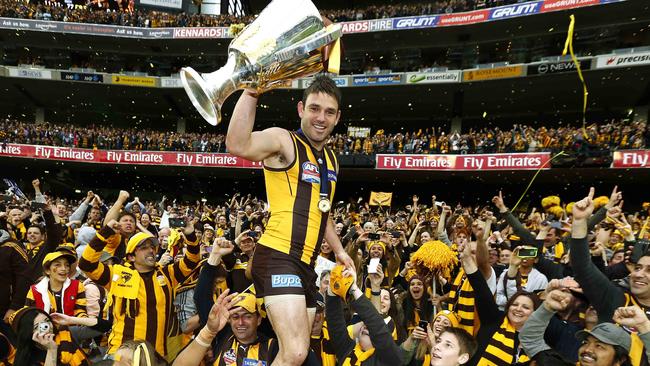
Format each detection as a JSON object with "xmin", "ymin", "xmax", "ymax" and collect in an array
[
  {"xmin": 575, "ymin": 323, "xmax": 631, "ymax": 352},
  {"xmin": 55, "ymin": 243, "xmax": 77, "ymax": 256},
  {"xmin": 125, "ymin": 232, "xmax": 158, "ymax": 255},
  {"xmin": 42, "ymin": 251, "xmax": 77, "ymax": 270},
  {"xmin": 203, "ymin": 224, "xmax": 215, "ymax": 232},
  {"xmin": 233, "ymin": 293, "xmax": 258, "ymax": 314}
]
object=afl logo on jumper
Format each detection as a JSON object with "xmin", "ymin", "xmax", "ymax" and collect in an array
[
  {"xmin": 223, "ymin": 349, "xmax": 237, "ymax": 365},
  {"xmin": 301, "ymin": 162, "xmax": 320, "ymax": 184}
]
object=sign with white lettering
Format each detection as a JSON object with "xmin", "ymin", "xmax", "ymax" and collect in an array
[
  {"xmin": 611, "ymin": 150, "xmax": 650, "ymax": 168},
  {"xmin": 375, "ymin": 153, "xmax": 551, "ymax": 171},
  {"xmin": 0, "ymin": 143, "xmax": 262, "ymax": 168}
]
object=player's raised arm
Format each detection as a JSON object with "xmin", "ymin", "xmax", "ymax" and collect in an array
[{"xmin": 226, "ymin": 90, "xmax": 292, "ymax": 163}]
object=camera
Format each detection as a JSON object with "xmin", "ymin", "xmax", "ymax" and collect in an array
[
  {"xmin": 368, "ymin": 233, "xmax": 380, "ymax": 241},
  {"xmin": 30, "ymin": 201, "xmax": 48, "ymax": 211},
  {"xmin": 38, "ymin": 322, "xmax": 51, "ymax": 334},
  {"xmin": 168, "ymin": 218, "xmax": 186, "ymax": 228},
  {"xmin": 517, "ymin": 247, "xmax": 538, "ymax": 258}
]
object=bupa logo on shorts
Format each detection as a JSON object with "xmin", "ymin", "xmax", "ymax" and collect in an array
[
  {"xmin": 301, "ymin": 162, "xmax": 320, "ymax": 184},
  {"xmin": 271, "ymin": 274, "xmax": 302, "ymax": 288}
]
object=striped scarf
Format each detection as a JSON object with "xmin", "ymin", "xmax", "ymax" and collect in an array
[
  {"xmin": 447, "ymin": 269, "xmax": 478, "ymax": 335},
  {"xmin": 622, "ymin": 293, "xmax": 648, "ymax": 366},
  {"xmin": 342, "ymin": 344, "xmax": 375, "ymax": 366},
  {"xmin": 175, "ymin": 259, "xmax": 207, "ymax": 293},
  {"xmin": 320, "ymin": 320, "xmax": 337, "ymax": 366},
  {"xmin": 477, "ymin": 317, "xmax": 529, "ymax": 366}
]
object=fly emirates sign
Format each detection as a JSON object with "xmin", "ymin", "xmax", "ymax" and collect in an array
[
  {"xmin": 0, "ymin": 143, "xmax": 261, "ymax": 169},
  {"xmin": 376, "ymin": 153, "xmax": 551, "ymax": 171}
]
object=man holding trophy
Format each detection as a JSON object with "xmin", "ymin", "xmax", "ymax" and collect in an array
[
  {"xmin": 179, "ymin": 1, "xmax": 354, "ymax": 365},
  {"xmin": 227, "ymin": 75, "xmax": 354, "ymax": 366}
]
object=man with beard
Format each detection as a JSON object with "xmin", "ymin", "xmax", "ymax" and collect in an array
[
  {"xmin": 78, "ymin": 216, "xmax": 200, "ymax": 359},
  {"xmin": 569, "ymin": 187, "xmax": 650, "ymax": 364},
  {"xmin": 226, "ymin": 74, "xmax": 354, "ymax": 366},
  {"xmin": 520, "ymin": 286, "xmax": 646, "ymax": 366}
]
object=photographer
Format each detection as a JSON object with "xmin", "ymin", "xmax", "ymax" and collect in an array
[{"xmin": 495, "ymin": 246, "xmax": 548, "ymax": 310}]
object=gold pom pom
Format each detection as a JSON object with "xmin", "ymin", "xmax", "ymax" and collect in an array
[
  {"xmin": 410, "ymin": 240, "xmax": 458, "ymax": 280},
  {"xmin": 593, "ymin": 196, "xmax": 609, "ymax": 210},
  {"xmin": 541, "ymin": 196, "xmax": 561, "ymax": 210},
  {"xmin": 547, "ymin": 205, "xmax": 564, "ymax": 219}
]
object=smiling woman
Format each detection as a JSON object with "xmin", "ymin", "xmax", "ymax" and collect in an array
[
  {"xmin": 458, "ymin": 237, "xmax": 541, "ymax": 366},
  {"xmin": 25, "ymin": 251, "xmax": 88, "ymax": 318}
]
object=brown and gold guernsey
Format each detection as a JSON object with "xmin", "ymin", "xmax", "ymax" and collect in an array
[{"xmin": 259, "ymin": 131, "xmax": 338, "ymax": 267}]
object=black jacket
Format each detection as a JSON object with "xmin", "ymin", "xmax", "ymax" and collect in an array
[{"xmin": 326, "ymin": 293, "xmax": 403, "ymax": 366}]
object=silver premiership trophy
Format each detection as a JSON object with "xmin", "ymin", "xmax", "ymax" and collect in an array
[{"xmin": 180, "ymin": 0, "xmax": 343, "ymax": 126}]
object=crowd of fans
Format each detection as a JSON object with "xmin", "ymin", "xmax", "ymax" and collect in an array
[
  {"xmin": 0, "ymin": 174, "xmax": 649, "ymax": 365},
  {"xmin": 0, "ymin": 0, "xmax": 524, "ymax": 28},
  {"xmin": 1, "ymin": 119, "xmax": 647, "ymax": 156}
]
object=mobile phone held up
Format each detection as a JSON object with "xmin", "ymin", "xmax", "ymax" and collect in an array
[
  {"xmin": 517, "ymin": 247, "xmax": 538, "ymax": 258},
  {"xmin": 169, "ymin": 218, "xmax": 186, "ymax": 228}
]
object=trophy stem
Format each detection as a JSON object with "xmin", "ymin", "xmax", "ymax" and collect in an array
[{"xmin": 180, "ymin": 56, "xmax": 241, "ymax": 126}]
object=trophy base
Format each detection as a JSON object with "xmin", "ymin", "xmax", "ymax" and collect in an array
[{"xmin": 180, "ymin": 67, "xmax": 221, "ymax": 126}]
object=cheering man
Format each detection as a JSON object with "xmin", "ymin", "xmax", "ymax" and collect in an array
[{"xmin": 226, "ymin": 74, "xmax": 354, "ymax": 366}]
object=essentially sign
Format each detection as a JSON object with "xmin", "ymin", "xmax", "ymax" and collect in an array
[
  {"xmin": 0, "ymin": 143, "xmax": 262, "ymax": 169},
  {"xmin": 7, "ymin": 67, "xmax": 52, "ymax": 79},
  {"xmin": 352, "ymin": 74, "xmax": 401, "ymax": 86},
  {"xmin": 527, "ymin": 59, "xmax": 592, "ymax": 75},
  {"xmin": 111, "ymin": 75, "xmax": 156, "ymax": 87},
  {"xmin": 611, "ymin": 150, "xmax": 650, "ymax": 168},
  {"xmin": 462, "ymin": 65, "xmax": 524, "ymax": 81},
  {"xmin": 596, "ymin": 52, "xmax": 650, "ymax": 69},
  {"xmin": 405, "ymin": 71, "xmax": 460, "ymax": 84},
  {"xmin": 375, "ymin": 153, "xmax": 551, "ymax": 171},
  {"xmin": 61, "ymin": 71, "xmax": 104, "ymax": 83}
]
